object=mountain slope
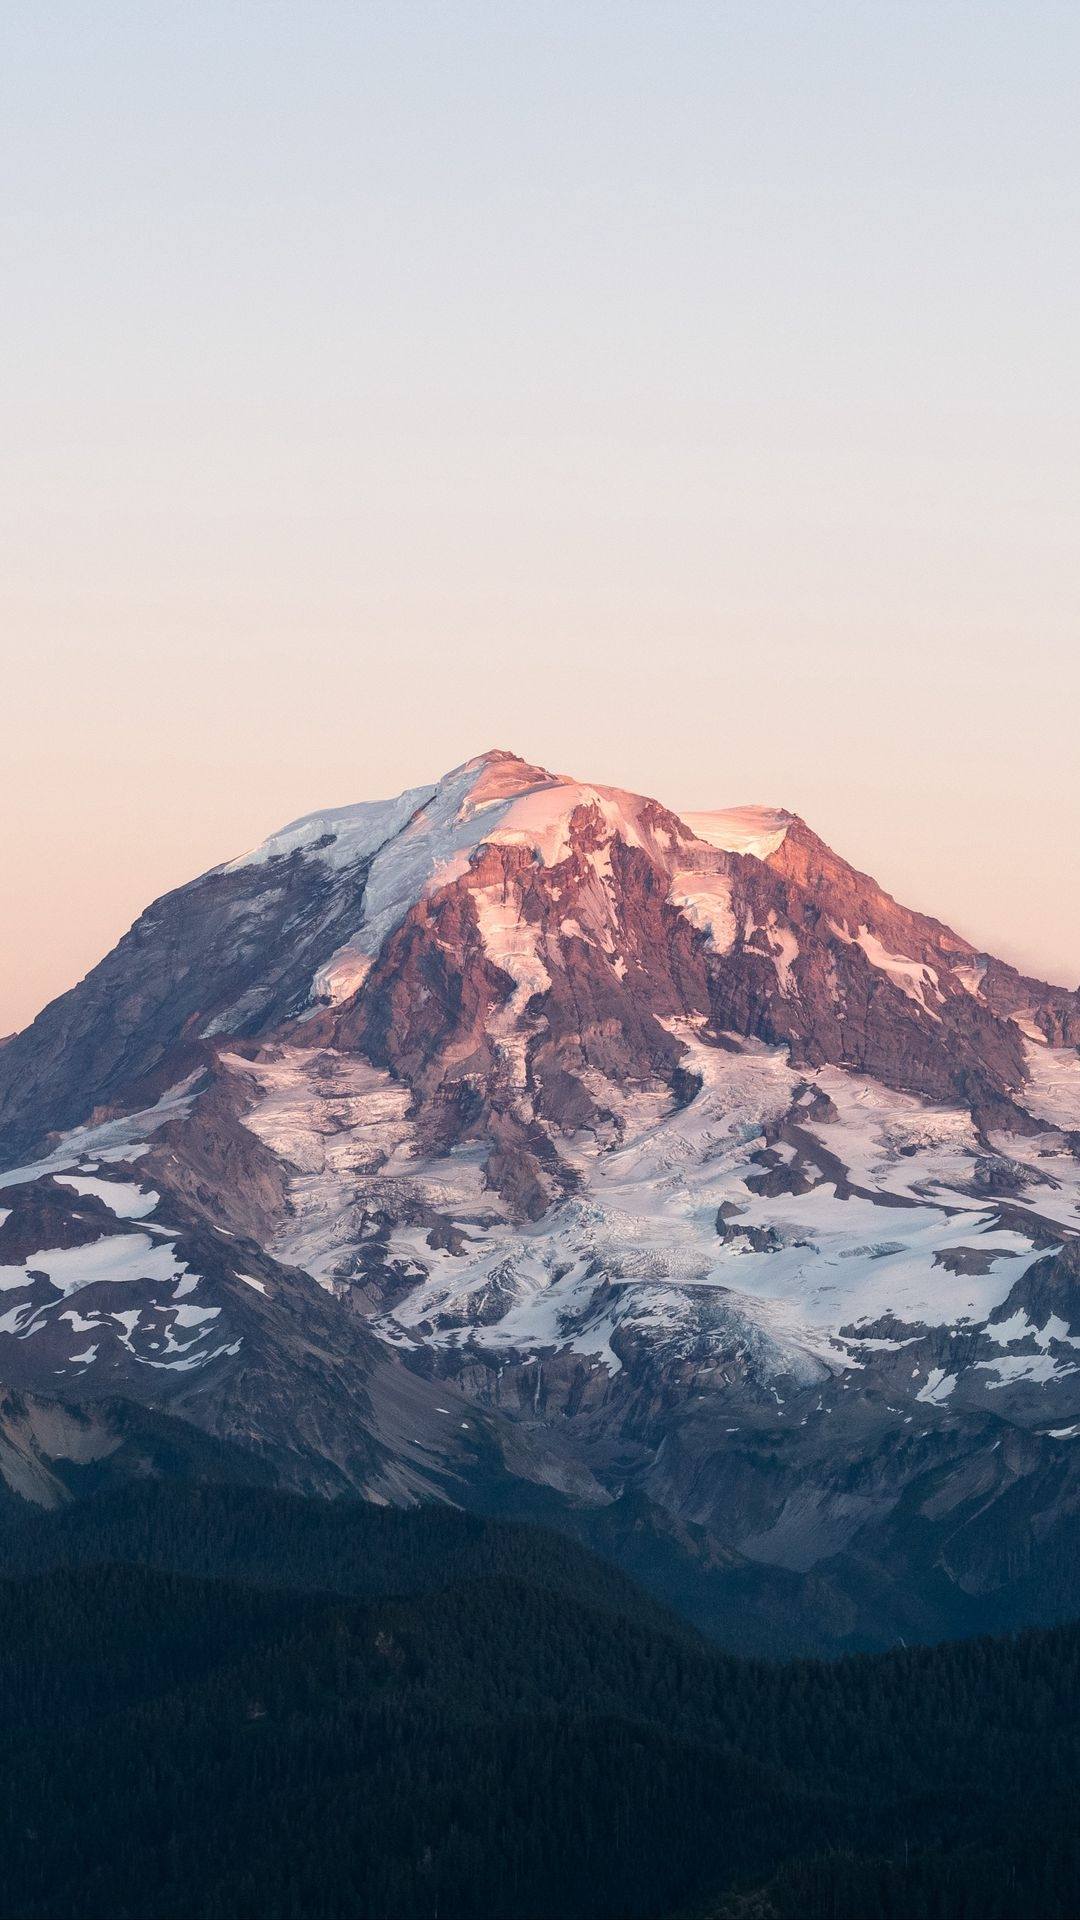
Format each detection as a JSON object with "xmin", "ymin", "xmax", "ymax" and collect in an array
[
  {"xmin": 4, "ymin": 1482, "xmax": 1080, "ymax": 1920},
  {"xmin": 2, "ymin": 749, "xmax": 1079, "ymax": 1648}
]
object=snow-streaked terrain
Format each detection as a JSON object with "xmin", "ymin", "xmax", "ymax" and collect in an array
[
  {"xmin": 220, "ymin": 1020, "xmax": 1080, "ymax": 1412},
  {"xmin": 0, "ymin": 1087, "xmax": 242, "ymax": 1378}
]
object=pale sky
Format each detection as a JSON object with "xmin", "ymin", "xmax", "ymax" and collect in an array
[{"xmin": 2, "ymin": 1, "xmax": 1078, "ymax": 1035}]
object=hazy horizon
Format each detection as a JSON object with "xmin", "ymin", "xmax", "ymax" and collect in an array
[{"xmin": 3, "ymin": 2, "xmax": 1078, "ymax": 1031}]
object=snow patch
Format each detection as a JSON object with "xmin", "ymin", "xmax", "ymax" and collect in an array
[
  {"xmin": 952, "ymin": 958, "xmax": 988, "ymax": 998},
  {"xmin": 54, "ymin": 1175, "xmax": 159, "ymax": 1220},
  {"xmin": 666, "ymin": 870, "xmax": 736, "ymax": 954},
  {"xmin": 222, "ymin": 782, "xmax": 434, "ymax": 875},
  {"xmin": 0, "ymin": 1078, "xmax": 201, "ymax": 1192},
  {"xmin": 680, "ymin": 807, "xmax": 791, "ymax": 860},
  {"xmin": 850, "ymin": 927, "xmax": 943, "ymax": 1018},
  {"xmin": 0, "ymin": 1233, "xmax": 191, "ymax": 1301},
  {"xmin": 916, "ymin": 1368, "xmax": 957, "ymax": 1404},
  {"xmin": 1018, "ymin": 1039, "xmax": 1080, "ymax": 1130}
]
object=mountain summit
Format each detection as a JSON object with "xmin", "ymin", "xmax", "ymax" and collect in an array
[{"xmin": 2, "ymin": 750, "xmax": 1080, "ymax": 1649}]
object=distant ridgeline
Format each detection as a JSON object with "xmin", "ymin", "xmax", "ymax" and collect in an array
[{"xmin": 0, "ymin": 1481, "xmax": 1079, "ymax": 1920}]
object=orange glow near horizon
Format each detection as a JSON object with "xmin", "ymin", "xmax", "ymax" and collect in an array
[{"xmin": 2, "ymin": 5, "xmax": 1078, "ymax": 1031}]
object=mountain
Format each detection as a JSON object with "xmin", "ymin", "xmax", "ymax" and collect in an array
[{"xmin": 2, "ymin": 748, "xmax": 1080, "ymax": 1650}]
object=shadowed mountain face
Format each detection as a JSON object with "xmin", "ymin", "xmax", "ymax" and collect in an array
[{"xmin": 2, "ymin": 749, "xmax": 1080, "ymax": 1651}]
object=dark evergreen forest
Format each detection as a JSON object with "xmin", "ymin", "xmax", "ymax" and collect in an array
[{"xmin": 0, "ymin": 1482, "xmax": 1076, "ymax": 1920}]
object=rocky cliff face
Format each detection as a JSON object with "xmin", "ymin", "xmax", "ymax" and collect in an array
[{"xmin": 2, "ymin": 748, "xmax": 1079, "ymax": 1650}]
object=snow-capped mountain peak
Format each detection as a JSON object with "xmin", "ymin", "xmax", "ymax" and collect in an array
[{"xmin": 3, "ymin": 747, "xmax": 1080, "ymax": 1645}]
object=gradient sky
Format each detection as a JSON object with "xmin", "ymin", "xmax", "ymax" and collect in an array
[{"xmin": 2, "ymin": 2, "xmax": 1078, "ymax": 1035}]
